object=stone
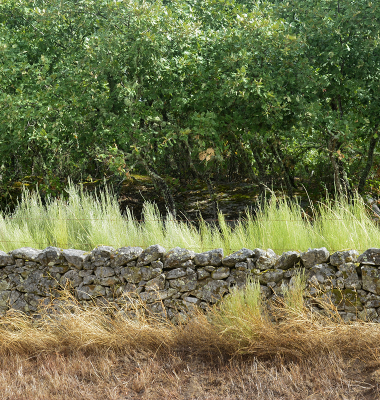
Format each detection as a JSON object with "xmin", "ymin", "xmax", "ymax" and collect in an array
[
  {"xmin": 169, "ymin": 272, "xmax": 197, "ymax": 292},
  {"xmin": 95, "ymin": 266, "xmax": 115, "ymax": 279},
  {"xmin": 0, "ymin": 251, "xmax": 14, "ymax": 267},
  {"xmin": 222, "ymin": 248, "xmax": 255, "ymax": 267},
  {"xmin": 120, "ymin": 266, "xmax": 144, "ymax": 284},
  {"xmin": 76, "ymin": 285, "xmax": 106, "ymax": 300},
  {"xmin": 358, "ymin": 248, "xmax": 380, "ymax": 265},
  {"xmin": 145, "ymin": 274, "xmax": 165, "ymax": 291},
  {"xmin": 10, "ymin": 247, "xmax": 42, "ymax": 262},
  {"xmin": 227, "ymin": 269, "xmax": 248, "ymax": 288},
  {"xmin": 337, "ymin": 263, "xmax": 361, "ymax": 289},
  {"xmin": 194, "ymin": 248, "xmax": 223, "ymax": 267},
  {"xmin": 307, "ymin": 264, "xmax": 336, "ymax": 288},
  {"xmin": 166, "ymin": 268, "xmax": 187, "ymax": 280},
  {"xmin": 37, "ymin": 246, "xmax": 64, "ymax": 266},
  {"xmin": 255, "ymin": 248, "xmax": 279, "ymax": 270},
  {"xmin": 330, "ymin": 250, "xmax": 359, "ymax": 266},
  {"xmin": 98, "ymin": 276, "xmax": 119, "ymax": 286},
  {"xmin": 164, "ymin": 247, "xmax": 195, "ymax": 269},
  {"xmin": 62, "ymin": 249, "xmax": 89, "ymax": 270},
  {"xmin": 235, "ymin": 262, "xmax": 248, "ymax": 271},
  {"xmin": 258, "ymin": 269, "xmax": 285, "ymax": 285},
  {"xmin": 275, "ymin": 251, "xmax": 300, "ymax": 270},
  {"xmin": 137, "ymin": 244, "xmax": 166, "ymax": 267},
  {"xmin": 139, "ymin": 289, "xmax": 176, "ymax": 303},
  {"xmin": 60, "ymin": 270, "xmax": 83, "ymax": 287},
  {"xmin": 91, "ymin": 246, "xmax": 115, "ymax": 259},
  {"xmin": 195, "ymin": 280, "xmax": 230, "ymax": 303},
  {"xmin": 301, "ymin": 248, "xmax": 330, "ymax": 268},
  {"xmin": 362, "ymin": 266, "xmax": 380, "ymax": 294},
  {"xmin": 114, "ymin": 246, "xmax": 143, "ymax": 266},
  {"xmin": 211, "ymin": 267, "xmax": 230, "ymax": 280},
  {"xmin": 197, "ymin": 268, "xmax": 210, "ymax": 280}
]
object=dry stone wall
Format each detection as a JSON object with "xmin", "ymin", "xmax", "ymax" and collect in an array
[{"xmin": 1, "ymin": 245, "xmax": 380, "ymax": 322}]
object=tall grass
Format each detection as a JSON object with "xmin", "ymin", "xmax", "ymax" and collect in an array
[{"xmin": 0, "ymin": 183, "xmax": 379, "ymax": 253}]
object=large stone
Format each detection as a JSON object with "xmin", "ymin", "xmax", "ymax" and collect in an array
[
  {"xmin": 337, "ymin": 263, "xmax": 361, "ymax": 290},
  {"xmin": 136, "ymin": 244, "xmax": 166, "ymax": 267},
  {"xmin": 166, "ymin": 268, "xmax": 187, "ymax": 280},
  {"xmin": 164, "ymin": 247, "xmax": 195, "ymax": 269},
  {"xmin": 222, "ymin": 248, "xmax": 255, "ymax": 267},
  {"xmin": 362, "ymin": 266, "xmax": 380, "ymax": 294},
  {"xmin": 307, "ymin": 264, "xmax": 336, "ymax": 290},
  {"xmin": 76, "ymin": 285, "xmax": 106, "ymax": 300},
  {"xmin": 358, "ymin": 248, "xmax": 380, "ymax": 266},
  {"xmin": 169, "ymin": 272, "xmax": 197, "ymax": 292},
  {"xmin": 194, "ymin": 248, "xmax": 223, "ymax": 267},
  {"xmin": 95, "ymin": 266, "xmax": 115, "ymax": 279},
  {"xmin": 139, "ymin": 288, "xmax": 177, "ymax": 303},
  {"xmin": 330, "ymin": 250, "xmax": 359, "ymax": 266},
  {"xmin": 211, "ymin": 267, "xmax": 230, "ymax": 280},
  {"xmin": 37, "ymin": 246, "xmax": 64, "ymax": 266},
  {"xmin": 257, "ymin": 269, "xmax": 285, "ymax": 285},
  {"xmin": 301, "ymin": 248, "xmax": 330, "ymax": 268},
  {"xmin": 275, "ymin": 251, "xmax": 300, "ymax": 270},
  {"xmin": 120, "ymin": 266, "xmax": 144, "ymax": 284},
  {"xmin": 0, "ymin": 251, "xmax": 14, "ymax": 267},
  {"xmin": 60, "ymin": 270, "xmax": 83, "ymax": 287},
  {"xmin": 195, "ymin": 280, "xmax": 230, "ymax": 303},
  {"xmin": 254, "ymin": 248, "xmax": 279, "ymax": 270},
  {"xmin": 62, "ymin": 249, "xmax": 89, "ymax": 270},
  {"xmin": 10, "ymin": 247, "xmax": 42, "ymax": 262},
  {"xmin": 16, "ymin": 269, "xmax": 57, "ymax": 296},
  {"xmin": 114, "ymin": 246, "xmax": 143, "ymax": 266},
  {"xmin": 145, "ymin": 274, "xmax": 165, "ymax": 291}
]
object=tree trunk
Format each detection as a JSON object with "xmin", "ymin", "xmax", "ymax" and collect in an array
[
  {"xmin": 328, "ymin": 136, "xmax": 342, "ymax": 194},
  {"xmin": 139, "ymin": 156, "xmax": 176, "ymax": 218},
  {"xmin": 271, "ymin": 142, "xmax": 294, "ymax": 199},
  {"xmin": 184, "ymin": 141, "xmax": 219, "ymax": 220},
  {"xmin": 358, "ymin": 130, "xmax": 379, "ymax": 194}
]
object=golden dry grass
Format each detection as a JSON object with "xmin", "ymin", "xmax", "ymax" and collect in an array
[{"xmin": 0, "ymin": 285, "xmax": 380, "ymax": 398}]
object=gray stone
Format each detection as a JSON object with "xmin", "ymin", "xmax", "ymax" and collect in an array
[
  {"xmin": 139, "ymin": 289, "xmax": 176, "ymax": 303},
  {"xmin": 169, "ymin": 272, "xmax": 197, "ymax": 292},
  {"xmin": 10, "ymin": 247, "xmax": 42, "ymax": 262},
  {"xmin": 307, "ymin": 264, "xmax": 336, "ymax": 287},
  {"xmin": 235, "ymin": 262, "xmax": 248, "ymax": 271},
  {"xmin": 62, "ymin": 249, "xmax": 89, "ymax": 270},
  {"xmin": 255, "ymin": 248, "xmax": 279, "ymax": 270},
  {"xmin": 197, "ymin": 268, "xmax": 210, "ymax": 280},
  {"xmin": 120, "ymin": 266, "xmax": 144, "ymax": 284},
  {"xmin": 330, "ymin": 250, "xmax": 359, "ymax": 266},
  {"xmin": 0, "ymin": 251, "xmax": 14, "ymax": 266},
  {"xmin": 60, "ymin": 270, "xmax": 83, "ymax": 287},
  {"xmin": 166, "ymin": 268, "xmax": 186, "ymax": 280},
  {"xmin": 145, "ymin": 274, "xmax": 165, "ymax": 291},
  {"xmin": 195, "ymin": 280, "xmax": 230, "ymax": 303},
  {"xmin": 358, "ymin": 248, "xmax": 380, "ymax": 266},
  {"xmin": 91, "ymin": 246, "xmax": 115, "ymax": 259},
  {"xmin": 76, "ymin": 285, "xmax": 106, "ymax": 300},
  {"xmin": 114, "ymin": 246, "xmax": 143, "ymax": 266},
  {"xmin": 222, "ymin": 248, "xmax": 255, "ymax": 267},
  {"xmin": 164, "ymin": 247, "xmax": 195, "ymax": 269},
  {"xmin": 194, "ymin": 248, "xmax": 223, "ymax": 267},
  {"xmin": 258, "ymin": 269, "xmax": 285, "ymax": 285},
  {"xmin": 226, "ymin": 270, "xmax": 248, "ymax": 288},
  {"xmin": 211, "ymin": 267, "xmax": 230, "ymax": 280},
  {"xmin": 95, "ymin": 266, "xmax": 115, "ymax": 279},
  {"xmin": 337, "ymin": 263, "xmax": 361, "ymax": 289},
  {"xmin": 362, "ymin": 266, "xmax": 380, "ymax": 294},
  {"xmin": 301, "ymin": 248, "xmax": 330, "ymax": 268},
  {"xmin": 137, "ymin": 244, "xmax": 166, "ymax": 267},
  {"xmin": 275, "ymin": 251, "xmax": 300, "ymax": 270},
  {"xmin": 98, "ymin": 276, "xmax": 119, "ymax": 287},
  {"xmin": 37, "ymin": 246, "xmax": 64, "ymax": 266}
]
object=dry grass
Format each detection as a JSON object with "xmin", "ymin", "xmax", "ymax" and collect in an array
[{"xmin": 0, "ymin": 284, "xmax": 380, "ymax": 398}]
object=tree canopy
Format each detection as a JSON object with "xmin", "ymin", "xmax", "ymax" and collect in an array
[{"xmin": 1, "ymin": 0, "xmax": 380, "ymax": 208}]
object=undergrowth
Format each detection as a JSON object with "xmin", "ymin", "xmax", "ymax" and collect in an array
[{"xmin": 0, "ymin": 183, "xmax": 379, "ymax": 254}]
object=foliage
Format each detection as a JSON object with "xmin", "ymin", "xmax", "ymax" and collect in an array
[{"xmin": 1, "ymin": 0, "xmax": 380, "ymax": 202}]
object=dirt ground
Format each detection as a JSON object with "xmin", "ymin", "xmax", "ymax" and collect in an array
[{"xmin": 0, "ymin": 350, "xmax": 379, "ymax": 400}]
